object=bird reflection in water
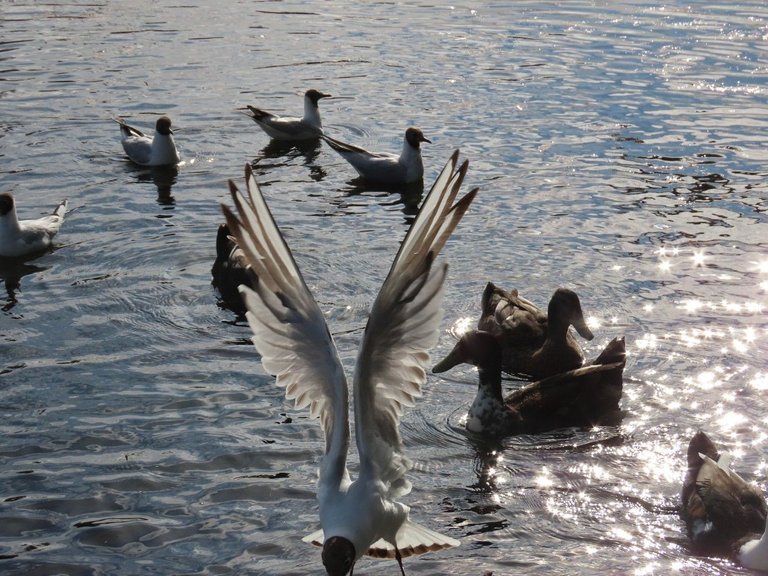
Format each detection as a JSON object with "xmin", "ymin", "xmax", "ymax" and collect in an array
[
  {"xmin": 133, "ymin": 164, "xmax": 179, "ymax": 207},
  {"xmin": 338, "ymin": 178, "xmax": 425, "ymax": 226},
  {"xmin": 252, "ymin": 139, "xmax": 325, "ymax": 181},
  {"xmin": 0, "ymin": 260, "xmax": 48, "ymax": 311}
]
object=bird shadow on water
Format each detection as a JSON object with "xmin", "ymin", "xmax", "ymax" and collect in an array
[{"xmin": 0, "ymin": 259, "xmax": 49, "ymax": 312}]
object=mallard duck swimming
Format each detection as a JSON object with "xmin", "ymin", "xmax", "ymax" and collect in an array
[
  {"xmin": 432, "ymin": 331, "xmax": 625, "ymax": 438},
  {"xmin": 221, "ymin": 151, "xmax": 474, "ymax": 575},
  {"xmin": 476, "ymin": 282, "xmax": 594, "ymax": 379},
  {"xmin": 681, "ymin": 431, "xmax": 768, "ymax": 569},
  {"xmin": 211, "ymin": 223, "xmax": 251, "ymax": 315}
]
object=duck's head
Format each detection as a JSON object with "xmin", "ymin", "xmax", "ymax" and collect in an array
[
  {"xmin": 306, "ymin": 89, "xmax": 332, "ymax": 106},
  {"xmin": 405, "ymin": 127, "xmax": 431, "ymax": 149},
  {"xmin": 155, "ymin": 116, "xmax": 174, "ymax": 135},
  {"xmin": 215, "ymin": 223, "xmax": 242, "ymax": 262},
  {"xmin": 433, "ymin": 330, "xmax": 501, "ymax": 373},
  {"xmin": 548, "ymin": 288, "xmax": 594, "ymax": 340},
  {"xmin": 322, "ymin": 536, "xmax": 355, "ymax": 576}
]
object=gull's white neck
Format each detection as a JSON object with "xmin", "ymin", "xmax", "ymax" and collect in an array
[
  {"xmin": 399, "ymin": 136, "xmax": 424, "ymax": 181},
  {"xmin": 0, "ymin": 207, "xmax": 21, "ymax": 235},
  {"xmin": 303, "ymin": 96, "xmax": 322, "ymax": 130},
  {"xmin": 150, "ymin": 133, "xmax": 180, "ymax": 165}
]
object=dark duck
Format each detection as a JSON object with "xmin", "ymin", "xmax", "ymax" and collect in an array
[
  {"xmin": 432, "ymin": 330, "xmax": 626, "ymax": 438},
  {"xmin": 477, "ymin": 282, "xmax": 595, "ymax": 379},
  {"xmin": 682, "ymin": 431, "xmax": 768, "ymax": 570},
  {"xmin": 211, "ymin": 223, "xmax": 251, "ymax": 315}
]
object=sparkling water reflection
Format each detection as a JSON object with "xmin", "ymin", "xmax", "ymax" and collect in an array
[{"xmin": 1, "ymin": 1, "xmax": 767, "ymax": 575}]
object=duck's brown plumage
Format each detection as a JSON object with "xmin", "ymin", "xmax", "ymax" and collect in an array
[
  {"xmin": 433, "ymin": 331, "xmax": 625, "ymax": 438},
  {"xmin": 477, "ymin": 282, "xmax": 594, "ymax": 379},
  {"xmin": 681, "ymin": 431, "xmax": 767, "ymax": 556},
  {"xmin": 211, "ymin": 223, "xmax": 252, "ymax": 315}
]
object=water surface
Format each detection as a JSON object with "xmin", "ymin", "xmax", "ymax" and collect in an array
[{"xmin": 1, "ymin": 1, "xmax": 767, "ymax": 574}]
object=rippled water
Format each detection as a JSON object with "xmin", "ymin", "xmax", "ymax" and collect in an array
[{"xmin": 1, "ymin": 1, "xmax": 767, "ymax": 574}]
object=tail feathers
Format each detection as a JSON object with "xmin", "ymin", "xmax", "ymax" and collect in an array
[
  {"xmin": 321, "ymin": 133, "xmax": 370, "ymax": 156},
  {"xmin": 245, "ymin": 106, "xmax": 274, "ymax": 121},
  {"xmin": 114, "ymin": 117, "xmax": 144, "ymax": 138},
  {"xmin": 303, "ymin": 528, "xmax": 324, "ymax": 547},
  {"xmin": 52, "ymin": 199, "xmax": 68, "ymax": 220},
  {"xmin": 592, "ymin": 336, "xmax": 626, "ymax": 366},
  {"xmin": 369, "ymin": 520, "xmax": 460, "ymax": 559},
  {"xmin": 303, "ymin": 520, "xmax": 460, "ymax": 560}
]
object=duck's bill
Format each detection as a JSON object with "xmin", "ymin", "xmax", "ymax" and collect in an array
[
  {"xmin": 573, "ymin": 317, "xmax": 594, "ymax": 340},
  {"xmin": 432, "ymin": 347, "xmax": 463, "ymax": 373}
]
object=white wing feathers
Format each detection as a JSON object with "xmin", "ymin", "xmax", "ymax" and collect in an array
[
  {"xmin": 221, "ymin": 165, "xmax": 350, "ymax": 480},
  {"xmin": 354, "ymin": 151, "xmax": 477, "ymax": 494},
  {"xmin": 221, "ymin": 152, "xmax": 477, "ymax": 506}
]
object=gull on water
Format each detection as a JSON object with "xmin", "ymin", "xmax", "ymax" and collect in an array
[
  {"xmin": 115, "ymin": 116, "xmax": 180, "ymax": 166},
  {"xmin": 221, "ymin": 151, "xmax": 476, "ymax": 575},
  {"xmin": 0, "ymin": 193, "xmax": 68, "ymax": 259},
  {"xmin": 243, "ymin": 89, "xmax": 331, "ymax": 141},
  {"xmin": 322, "ymin": 127, "xmax": 430, "ymax": 184}
]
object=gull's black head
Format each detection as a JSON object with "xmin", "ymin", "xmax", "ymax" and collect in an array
[
  {"xmin": 155, "ymin": 116, "xmax": 174, "ymax": 135},
  {"xmin": 322, "ymin": 536, "xmax": 356, "ymax": 576},
  {"xmin": 0, "ymin": 193, "xmax": 14, "ymax": 216},
  {"xmin": 405, "ymin": 127, "xmax": 431, "ymax": 149},
  {"xmin": 306, "ymin": 89, "xmax": 332, "ymax": 106}
]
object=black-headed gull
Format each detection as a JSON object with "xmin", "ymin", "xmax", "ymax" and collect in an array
[
  {"xmin": 221, "ymin": 151, "xmax": 476, "ymax": 575},
  {"xmin": 0, "ymin": 193, "xmax": 68, "ymax": 259},
  {"xmin": 682, "ymin": 431, "xmax": 768, "ymax": 570},
  {"xmin": 116, "ymin": 116, "xmax": 180, "ymax": 166},
  {"xmin": 322, "ymin": 127, "xmax": 430, "ymax": 184},
  {"xmin": 244, "ymin": 89, "xmax": 331, "ymax": 141}
]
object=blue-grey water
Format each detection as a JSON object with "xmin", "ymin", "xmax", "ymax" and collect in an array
[{"xmin": 1, "ymin": 1, "xmax": 767, "ymax": 574}]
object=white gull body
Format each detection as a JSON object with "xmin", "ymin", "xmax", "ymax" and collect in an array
[
  {"xmin": 116, "ymin": 116, "xmax": 180, "ymax": 166},
  {"xmin": 739, "ymin": 520, "xmax": 768, "ymax": 571},
  {"xmin": 0, "ymin": 193, "xmax": 68, "ymax": 258},
  {"xmin": 244, "ymin": 89, "xmax": 331, "ymax": 141},
  {"xmin": 222, "ymin": 151, "xmax": 475, "ymax": 575},
  {"xmin": 322, "ymin": 127, "xmax": 430, "ymax": 184}
]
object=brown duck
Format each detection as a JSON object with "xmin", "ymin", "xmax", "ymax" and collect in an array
[
  {"xmin": 211, "ymin": 223, "xmax": 251, "ymax": 315},
  {"xmin": 477, "ymin": 282, "xmax": 594, "ymax": 379},
  {"xmin": 681, "ymin": 431, "xmax": 768, "ymax": 569},
  {"xmin": 432, "ymin": 330, "xmax": 625, "ymax": 438}
]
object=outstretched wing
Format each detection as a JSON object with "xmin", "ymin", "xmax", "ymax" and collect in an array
[
  {"xmin": 353, "ymin": 151, "xmax": 477, "ymax": 495},
  {"xmin": 221, "ymin": 164, "xmax": 350, "ymax": 488}
]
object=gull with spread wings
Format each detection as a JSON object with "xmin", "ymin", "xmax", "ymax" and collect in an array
[{"xmin": 221, "ymin": 151, "xmax": 476, "ymax": 575}]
